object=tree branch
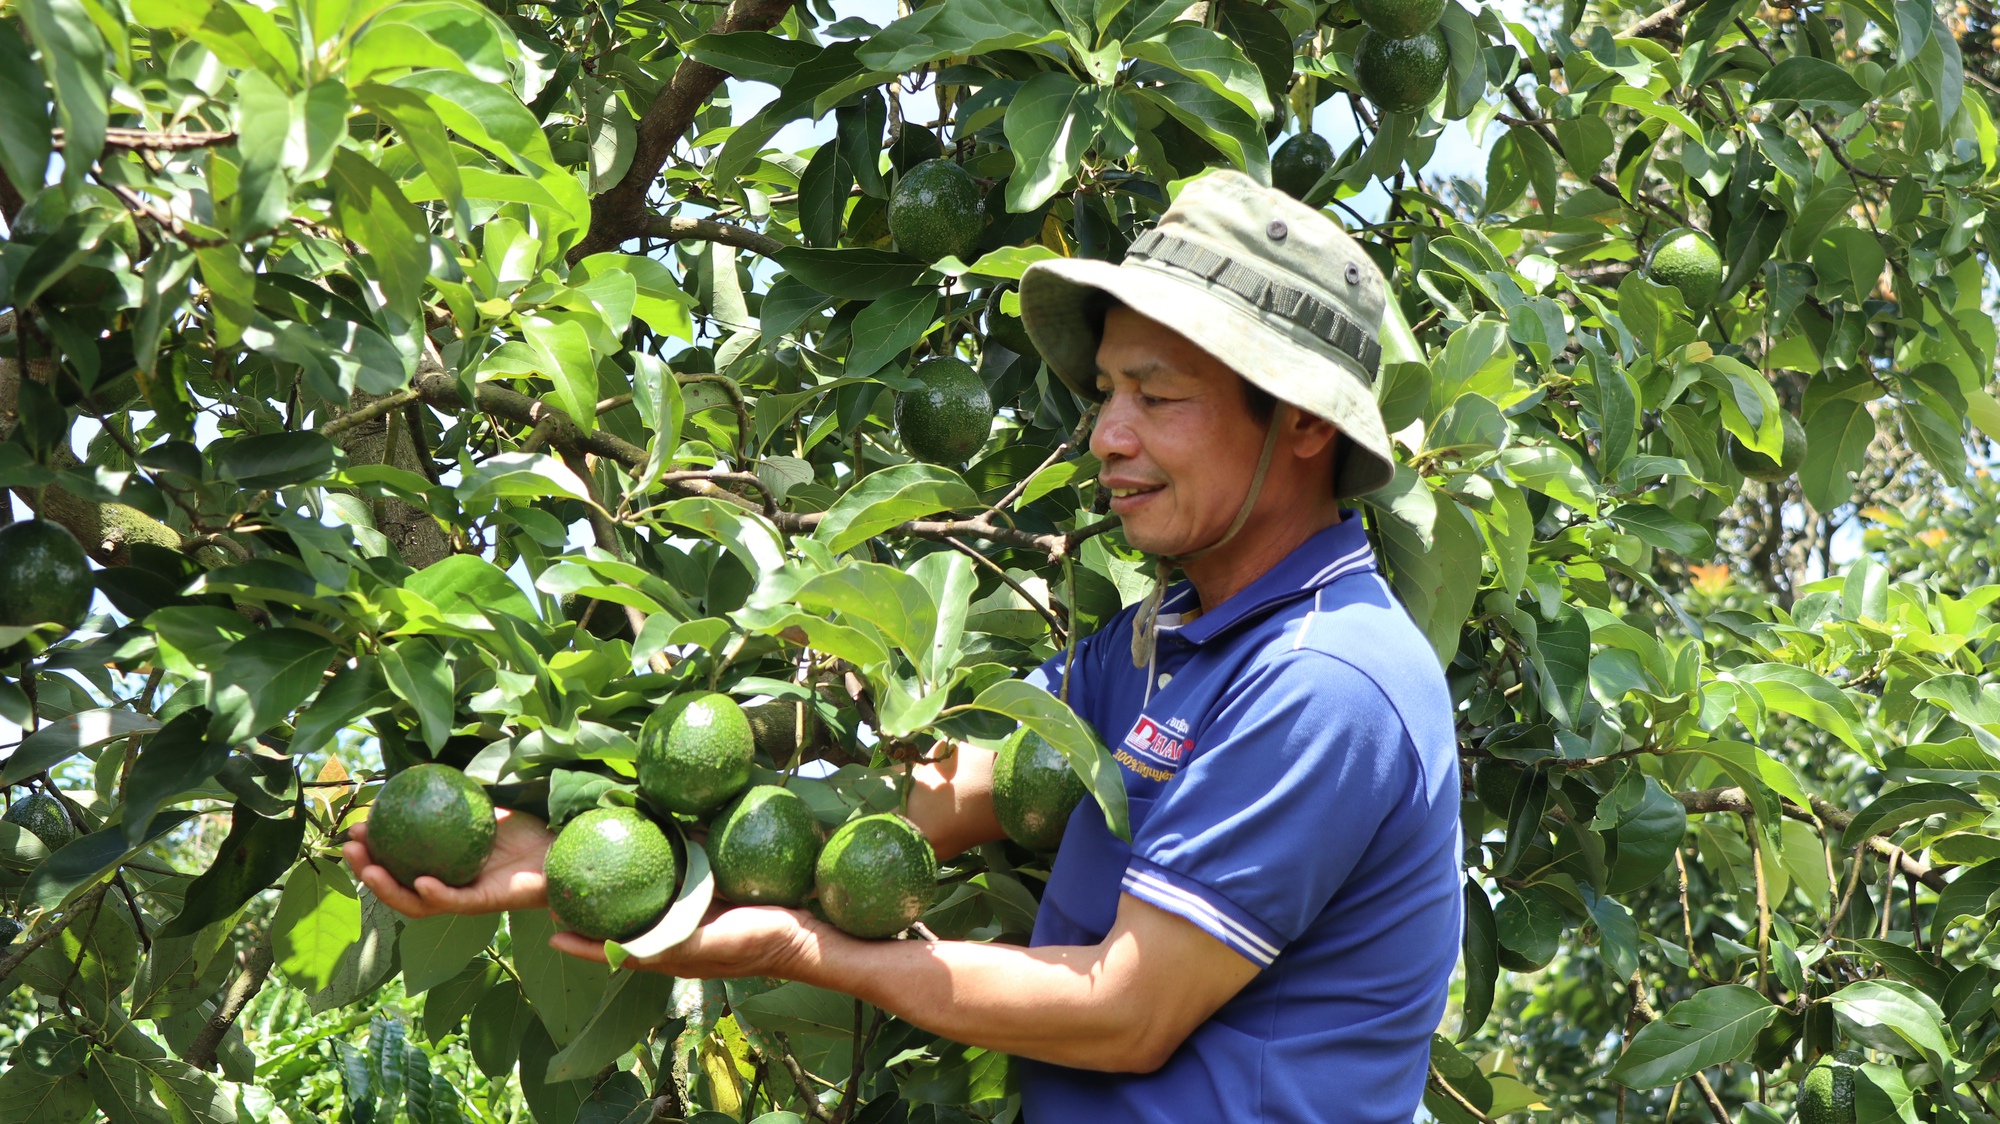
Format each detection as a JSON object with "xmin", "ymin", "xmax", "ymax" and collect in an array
[
  {"xmin": 1626, "ymin": 0, "xmax": 1707, "ymax": 42},
  {"xmin": 1675, "ymin": 786, "xmax": 1950, "ymax": 892},
  {"xmin": 53, "ymin": 127, "xmax": 237, "ymax": 151},
  {"xmin": 0, "ymin": 884, "xmax": 110, "ymax": 989},
  {"xmin": 1502, "ymin": 88, "xmax": 1688, "ymax": 226},
  {"xmin": 567, "ymin": 0, "xmax": 795, "ymax": 263},
  {"xmin": 183, "ymin": 934, "xmax": 274, "ymax": 1071},
  {"xmin": 644, "ymin": 215, "xmax": 788, "ymax": 259}
]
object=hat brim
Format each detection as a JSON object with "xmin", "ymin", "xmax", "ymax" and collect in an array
[{"xmin": 1018, "ymin": 257, "xmax": 1396, "ymax": 499}]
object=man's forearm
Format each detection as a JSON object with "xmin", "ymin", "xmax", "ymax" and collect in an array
[
  {"xmin": 905, "ymin": 743, "xmax": 1004, "ymax": 860},
  {"xmin": 783, "ymin": 921, "xmax": 1159, "ymax": 1073}
]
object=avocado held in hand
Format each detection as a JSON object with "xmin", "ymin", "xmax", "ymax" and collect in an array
[
  {"xmin": 815, "ymin": 813, "xmax": 937, "ymax": 939},
  {"xmin": 709, "ymin": 785, "xmax": 823, "ymax": 908},
  {"xmin": 640, "ymin": 693, "xmax": 756, "ymax": 816},
  {"xmin": 545, "ymin": 806, "xmax": 679, "ymax": 941},
  {"xmin": 993, "ymin": 729, "xmax": 1086, "ymax": 853},
  {"xmin": 366, "ymin": 764, "xmax": 497, "ymax": 887}
]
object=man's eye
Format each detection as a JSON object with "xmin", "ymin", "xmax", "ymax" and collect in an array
[{"xmin": 1142, "ymin": 394, "xmax": 1168, "ymax": 406}]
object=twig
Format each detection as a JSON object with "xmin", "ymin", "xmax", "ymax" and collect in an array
[
  {"xmin": 1427, "ymin": 1063, "xmax": 1498, "ymax": 1123},
  {"xmin": 1626, "ymin": 0, "xmax": 1705, "ymax": 41},
  {"xmin": 644, "ymin": 214, "xmax": 787, "ymax": 259},
  {"xmin": 322, "ymin": 386, "xmax": 427, "ymax": 438},
  {"xmin": 184, "ymin": 934, "xmax": 274, "ymax": 1071},
  {"xmin": 1744, "ymin": 812, "xmax": 1770, "ymax": 991},
  {"xmin": 991, "ymin": 406, "xmax": 1098, "ymax": 514},
  {"xmin": 942, "ymin": 536, "xmax": 1067, "ymax": 642},
  {"xmin": 55, "ymin": 127, "xmax": 238, "ymax": 150},
  {"xmin": 0, "ymin": 884, "xmax": 110, "ymax": 988},
  {"xmin": 770, "ymin": 1035, "xmax": 834, "ymax": 1122},
  {"xmin": 1502, "ymin": 89, "xmax": 1688, "ymax": 226},
  {"xmin": 678, "ymin": 374, "xmax": 755, "ymax": 462}
]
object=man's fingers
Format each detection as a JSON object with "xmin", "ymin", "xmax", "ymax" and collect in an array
[
  {"xmin": 355, "ymin": 864, "xmax": 434, "ymax": 917},
  {"xmin": 548, "ymin": 931, "xmax": 609, "ymax": 963}
]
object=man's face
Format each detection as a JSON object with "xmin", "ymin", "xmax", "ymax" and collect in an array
[{"xmin": 1091, "ymin": 306, "xmax": 1276, "ymax": 557}]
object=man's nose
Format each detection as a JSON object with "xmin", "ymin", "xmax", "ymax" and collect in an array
[{"xmin": 1090, "ymin": 393, "xmax": 1141, "ymax": 460}]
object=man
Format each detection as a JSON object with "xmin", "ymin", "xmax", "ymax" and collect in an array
[{"xmin": 346, "ymin": 170, "xmax": 1461, "ymax": 1123}]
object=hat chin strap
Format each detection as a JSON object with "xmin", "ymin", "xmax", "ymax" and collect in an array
[{"xmin": 1129, "ymin": 405, "xmax": 1289, "ymax": 688}]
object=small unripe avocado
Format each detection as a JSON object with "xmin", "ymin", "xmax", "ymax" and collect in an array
[
  {"xmin": 1725, "ymin": 411, "xmax": 1808, "ymax": 482},
  {"xmin": 1271, "ymin": 133, "xmax": 1336, "ymax": 200},
  {"xmin": 1354, "ymin": 29, "xmax": 1449, "ymax": 114},
  {"xmin": 0, "ymin": 518, "xmax": 94, "ymax": 663},
  {"xmin": 4, "ymin": 791, "xmax": 77, "ymax": 850},
  {"xmin": 639, "ymin": 693, "xmax": 756, "ymax": 816},
  {"xmin": 888, "ymin": 160, "xmax": 983, "ymax": 264},
  {"xmin": 815, "ymin": 814, "xmax": 937, "ymax": 939},
  {"xmin": 1646, "ymin": 227, "xmax": 1725, "ymax": 311},
  {"xmin": 544, "ymin": 807, "xmax": 678, "ymax": 941},
  {"xmin": 895, "ymin": 357, "xmax": 995, "ymax": 465},
  {"xmin": 365, "ymin": 764, "xmax": 497, "ymax": 888},
  {"xmin": 1798, "ymin": 1051, "xmax": 1861, "ymax": 1124},
  {"xmin": 1354, "ymin": 0, "xmax": 1446, "ymax": 37}
]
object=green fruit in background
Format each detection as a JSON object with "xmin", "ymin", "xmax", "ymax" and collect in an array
[
  {"xmin": 1798, "ymin": 1052, "xmax": 1861, "ymax": 1124},
  {"xmin": 544, "ymin": 807, "xmax": 677, "ymax": 941},
  {"xmin": 709, "ymin": 785, "xmax": 822, "ymax": 907},
  {"xmin": 0, "ymin": 916, "xmax": 20, "ymax": 952},
  {"xmin": 889, "ymin": 128, "xmax": 944, "ymax": 173},
  {"xmin": 365, "ymin": 763, "xmax": 497, "ymax": 887},
  {"xmin": 815, "ymin": 814, "xmax": 937, "ymax": 938},
  {"xmin": 1354, "ymin": 29, "xmax": 1449, "ymax": 114},
  {"xmin": 0, "ymin": 518, "xmax": 94, "ymax": 663},
  {"xmin": 4, "ymin": 791, "xmax": 77, "ymax": 850},
  {"xmin": 1354, "ymin": 0, "xmax": 1446, "ymax": 36},
  {"xmin": 984, "ymin": 306, "xmax": 1037, "ymax": 359},
  {"xmin": 1646, "ymin": 227, "xmax": 1724, "ymax": 311},
  {"xmin": 888, "ymin": 159, "xmax": 982, "ymax": 264},
  {"xmin": 746, "ymin": 700, "xmax": 825, "ymax": 766},
  {"xmin": 640, "ymin": 693, "xmax": 755, "ymax": 816},
  {"xmin": 895, "ymin": 357, "xmax": 995, "ymax": 465},
  {"xmin": 991, "ymin": 729, "xmax": 1086, "ymax": 853},
  {"xmin": 1473, "ymin": 759, "xmax": 1524, "ymax": 817},
  {"xmin": 1726, "ymin": 411, "xmax": 1808, "ymax": 482},
  {"xmin": 1270, "ymin": 133, "xmax": 1335, "ymax": 200}
]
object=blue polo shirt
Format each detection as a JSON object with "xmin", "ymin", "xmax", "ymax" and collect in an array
[{"xmin": 1019, "ymin": 515, "xmax": 1462, "ymax": 1124}]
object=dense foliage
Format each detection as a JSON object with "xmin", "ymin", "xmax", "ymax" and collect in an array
[{"xmin": 1, "ymin": 0, "xmax": 1998, "ymax": 1119}]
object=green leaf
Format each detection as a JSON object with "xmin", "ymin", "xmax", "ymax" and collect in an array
[
  {"xmin": 844, "ymin": 285, "xmax": 940, "ymax": 378},
  {"xmin": 1459, "ymin": 881, "xmax": 1497, "ymax": 1041},
  {"xmin": 730, "ymin": 981, "xmax": 863, "ymax": 1037},
  {"xmin": 1605, "ymin": 777, "xmax": 1686, "ymax": 893},
  {"xmin": 0, "ymin": 24, "xmax": 52, "ymax": 208},
  {"xmin": 1800, "ymin": 396, "xmax": 1875, "ymax": 512},
  {"xmin": 1729, "ymin": 663, "xmax": 1866, "ymax": 753},
  {"xmin": 1839, "ymin": 782, "xmax": 1982, "ymax": 848},
  {"xmin": 968, "ymin": 678, "xmax": 1129, "ymax": 842},
  {"xmin": 208, "ymin": 628, "xmax": 336, "ymax": 745},
  {"xmin": 86, "ymin": 1052, "xmax": 174, "ymax": 1124},
  {"xmin": 542, "ymin": 970, "xmax": 677, "ymax": 1082},
  {"xmin": 407, "ymin": 555, "xmax": 540, "ymax": 623},
  {"xmin": 291, "ymin": 658, "xmax": 393, "ymax": 756},
  {"xmin": 22, "ymin": 0, "xmax": 108, "ymax": 192},
  {"xmin": 1608, "ymin": 504, "xmax": 1713, "ymax": 556},
  {"xmin": 1831, "ymin": 979, "xmax": 1958, "ymax": 1064},
  {"xmin": 467, "ymin": 980, "xmax": 535, "ymax": 1076},
  {"xmin": 232, "ymin": 68, "xmax": 300, "ymax": 237},
  {"xmin": 524, "ymin": 316, "xmax": 601, "ymax": 434},
  {"xmin": 380, "ymin": 638, "xmax": 455, "ymax": 753},
  {"xmin": 774, "ymin": 247, "xmax": 932, "ymax": 299},
  {"xmin": 1128, "ymin": 25, "xmax": 1271, "ymax": 122},
  {"xmin": 517, "ymin": 1015, "xmax": 590, "ymax": 1124},
  {"xmin": 812, "ymin": 463, "xmax": 980, "ymax": 554},
  {"xmin": 1812, "ymin": 226, "xmax": 1887, "ymax": 306},
  {"xmin": 0, "ymin": 1066, "xmax": 91, "ymax": 1124},
  {"xmin": 1752, "ymin": 55, "xmax": 1869, "ymax": 113},
  {"xmin": 855, "ymin": 0, "xmax": 1066, "ymax": 71},
  {"xmin": 791, "ymin": 563, "xmax": 938, "ymax": 675},
  {"xmin": 1535, "ymin": 603, "xmax": 1590, "ymax": 725},
  {"xmin": 683, "ymin": 31, "xmax": 822, "ymax": 84},
  {"xmin": 23, "ymin": 811, "xmax": 201, "ymax": 912},
  {"xmin": 328, "ymin": 149, "xmax": 430, "ymax": 319},
  {"xmin": 216, "ymin": 432, "xmax": 336, "ymax": 489},
  {"xmin": 456, "ymin": 452, "xmax": 595, "ymax": 507},
  {"xmin": 399, "ymin": 912, "xmax": 500, "ymax": 995},
  {"xmin": 1500, "ymin": 445, "xmax": 1597, "ymax": 516},
  {"xmin": 0, "ymin": 708, "xmax": 160, "ymax": 787},
  {"xmin": 120, "ymin": 711, "xmax": 230, "ymax": 847},
  {"xmin": 1005, "ymin": 72, "xmax": 1107, "ymax": 213},
  {"xmin": 158, "ymin": 803, "xmax": 306, "ymax": 938},
  {"xmin": 1607, "ymin": 984, "xmax": 1777, "ymax": 1088},
  {"xmin": 271, "ymin": 862, "xmax": 363, "ymax": 994},
  {"xmin": 507, "ymin": 909, "xmax": 610, "ymax": 1045}
]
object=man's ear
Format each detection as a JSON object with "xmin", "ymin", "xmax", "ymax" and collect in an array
[{"xmin": 1287, "ymin": 410, "xmax": 1340, "ymax": 460}]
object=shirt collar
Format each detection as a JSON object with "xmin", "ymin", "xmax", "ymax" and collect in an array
[{"xmin": 1155, "ymin": 512, "xmax": 1376, "ymax": 647}]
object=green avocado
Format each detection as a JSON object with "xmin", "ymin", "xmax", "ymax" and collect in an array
[
  {"xmin": 1473, "ymin": 759, "xmax": 1525, "ymax": 818},
  {"xmin": 746, "ymin": 700, "xmax": 825, "ymax": 767},
  {"xmin": 4, "ymin": 791, "xmax": 77, "ymax": 850},
  {"xmin": 709, "ymin": 785, "xmax": 822, "ymax": 907},
  {"xmin": 544, "ymin": 806, "xmax": 678, "ymax": 941},
  {"xmin": 0, "ymin": 916, "xmax": 20, "ymax": 952},
  {"xmin": 1354, "ymin": 0, "xmax": 1446, "ymax": 37},
  {"xmin": 1646, "ymin": 227, "xmax": 1725, "ymax": 311},
  {"xmin": 815, "ymin": 814, "xmax": 937, "ymax": 939},
  {"xmin": 1270, "ymin": 133, "xmax": 1335, "ymax": 201},
  {"xmin": 895, "ymin": 356, "xmax": 995, "ymax": 465},
  {"xmin": 365, "ymin": 764, "xmax": 497, "ymax": 888},
  {"xmin": 1798, "ymin": 1052, "xmax": 1861, "ymax": 1124},
  {"xmin": 889, "ymin": 129, "xmax": 945, "ymax": 173},
  {"xmin": 888, "ymin": 159, "xmax": 983, "ymax": 264},
  {"xmin": 991, "ymin": 729, "xmax": 1086, "ymax": 853},
  {"xmin": 984, "ymin": 306, "xmax": 1038, "ymax": 360},
  {"xmin": 640, "ymin": 693, "xmax": 755, "ymax": 816},
  {"xmin": 1726, "ymin": 411, "xmax": 1808, "ymax": 483},
  {"xmin": 1354, "ymin": 29, "xmax": 1449, "ymax": 115},
  {"xmin": 0, "ymin": 518, "xmax": 94, "ymax": 663}
]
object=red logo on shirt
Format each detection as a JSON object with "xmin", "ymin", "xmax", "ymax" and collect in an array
[{"xmin": 1122, "ymin": 715, "xmax": 1191, "ymax": 773}]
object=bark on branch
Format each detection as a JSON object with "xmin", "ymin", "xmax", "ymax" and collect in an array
[
  {"xmin": 644, "ymin": 215, "xmax": 788, "ymax": 259},
  {"xmin": 183, "ymin": 934, "xmax": 274, "ymax": 1071},
  {"xmin": 1675, "ymin": 786, "xmax": 1950, "ymax": 892},
  {"xmin": 566, "ymin": 0, "xmax": 794, "ymax": 263},
  {"xmin": 0, "ymin": 884, "xmax": 110, "ymax": 990}
]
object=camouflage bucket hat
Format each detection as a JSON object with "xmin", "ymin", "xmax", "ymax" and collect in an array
[{"xmin": 1018, "ymin": 169, "xmax": 1403, "ymax": 499}]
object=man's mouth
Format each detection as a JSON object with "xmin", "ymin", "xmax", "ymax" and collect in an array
[{"xmin": 1105, "ymin": 482, "xmax": 1165, "ymax": 511}]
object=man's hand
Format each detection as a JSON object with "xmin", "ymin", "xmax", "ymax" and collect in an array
[
  {"xmin": 344, "ymin": 807, "xmax": 555, "ymax": 918},
  {"xmin": 548, "ymin": 903, "xmax": 818, "ymax": 979}
]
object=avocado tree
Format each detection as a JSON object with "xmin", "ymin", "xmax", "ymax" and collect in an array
[{"xmin": 1, "ymin": 0, "xmax": 1999, "ymax": 1118}]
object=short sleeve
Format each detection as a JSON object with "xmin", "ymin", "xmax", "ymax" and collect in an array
[{"xmin": 1120, "ymin": 654, "xmax": 1421, "ymax": 967}]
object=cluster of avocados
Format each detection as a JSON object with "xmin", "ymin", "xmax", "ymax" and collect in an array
[
  {"xmin": 0, "ymin": 517, "xmax": 95, "ymax": 664},
  {"xmin": 367, "ymin": 697, "xmax": 1091, "ymax": 947},
  {"xmin": 1352, "ymin": 0, "xmax": 1450, "ymax": 114}
]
